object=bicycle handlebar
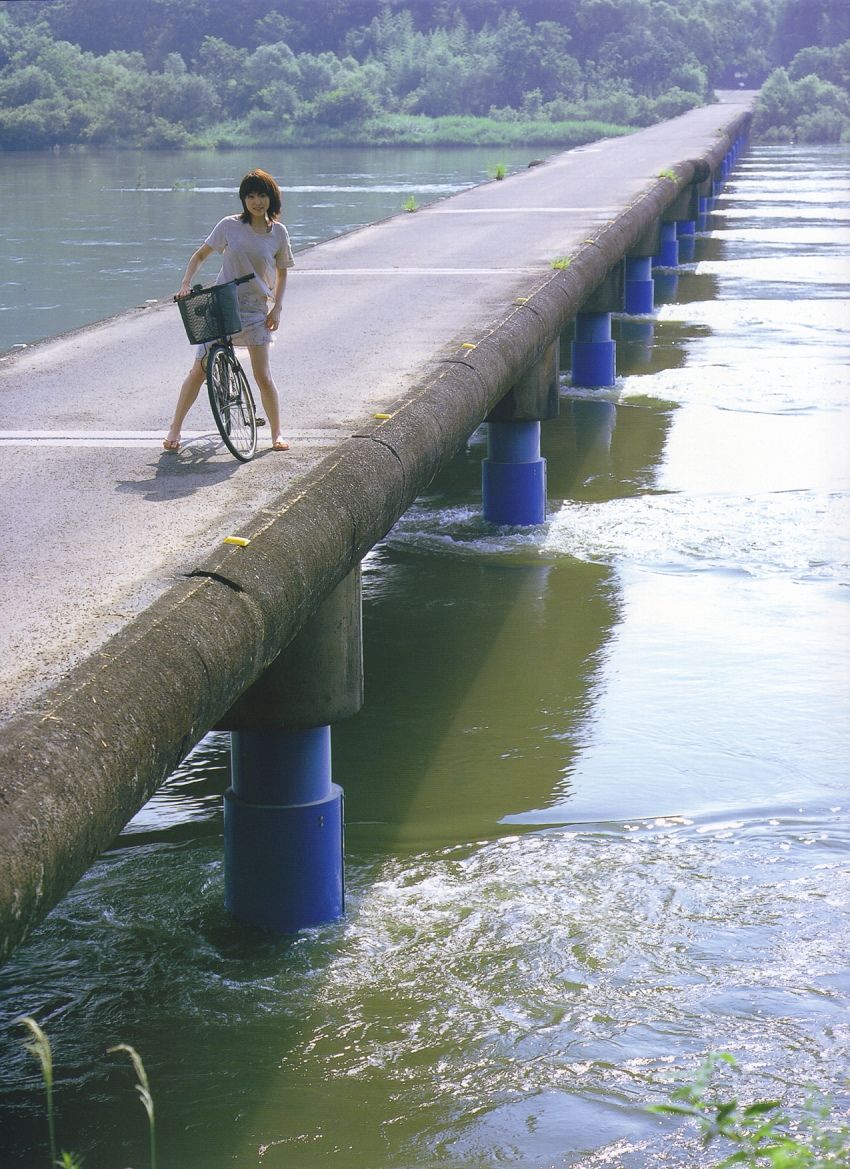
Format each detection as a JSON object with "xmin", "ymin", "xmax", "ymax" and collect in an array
[{"xmin": 174, "ymin": 273, "xmax": 256, "ymax": 302}]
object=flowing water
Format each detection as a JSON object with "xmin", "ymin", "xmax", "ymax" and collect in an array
[{"xmin": 0, "ymin": 143, "xmax": 848, "ymax": 1167}]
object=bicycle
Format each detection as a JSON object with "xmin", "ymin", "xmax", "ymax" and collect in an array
[{"xmin": 176, "ymin": 274, "xmax": 261, "ymax": 461}]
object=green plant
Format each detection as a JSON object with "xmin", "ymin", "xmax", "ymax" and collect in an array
[
  {"xmin": 650, "ymin": 1053, "xmax": 850, "ymax": 1167},
  {"xmin": 658, "ymin": 167, "xmax": 678, "ymax": 181},
  {"xmin": 109, "ymin": 1044, "xmax": 156, "ymax": 1169},
  {"xmin": 491, "ymin": 162, "xmax": 507, "ymax": 180},
  {"xmin": 18, "ymin": 1017, "xmax": 157, "ymax": 1169},
  {"xmin": 19, "ymin": 1017, "xmax": 59, "ymax": 1167},
  {"xmin": 551, "ymin": 256, "xmax": 571, "ymax": 270},
  {"xmin": 403, "ymin": 195, "xmax": 419, "ymax": 212}
]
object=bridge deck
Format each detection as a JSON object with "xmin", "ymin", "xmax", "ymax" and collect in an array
[
  {"xmin": 0, "ymin": 98, "xmax": 755, "ymax": 961},
  {"xmin": 0, "ymin": 100, "xmax": 751, "ymax": 721}
]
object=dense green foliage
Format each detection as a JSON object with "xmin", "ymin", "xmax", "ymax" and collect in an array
[{"xmin": 0, "ymin": 0, "xmax": 848, "ymax": 149}]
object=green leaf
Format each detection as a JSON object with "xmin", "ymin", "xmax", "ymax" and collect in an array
[{"xmin": 743, "ymin": 1100, "xmax": 782, "ymax": 1116}]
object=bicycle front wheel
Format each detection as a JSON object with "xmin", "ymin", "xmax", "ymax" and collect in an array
[{"xmin": 206, "ymin": 346, "xmax": 258, "ymax": 462}]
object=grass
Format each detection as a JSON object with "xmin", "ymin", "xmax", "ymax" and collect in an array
[
  {"xmin": 201, "ymin": 114, "xmax": 634, "ymax": 150},
  {"xmin": 403, "ymin": 195, "xmax": 419, "ymax": 212},
  {"xmin": 109, "ymin": 1044, "xmax": 156, "ymax": 1169},
  {"xmin": 19, "ymin": 1017, "xmax": 156, "ymax": 1169},
  {"xmin": 19, "ymin": 1018, "xmax": 58, "ymax": 1166}
]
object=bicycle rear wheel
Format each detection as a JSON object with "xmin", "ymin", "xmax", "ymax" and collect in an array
[{"xmin": 206, "ymin": 345, "xmax": 257, "ymax": 462}]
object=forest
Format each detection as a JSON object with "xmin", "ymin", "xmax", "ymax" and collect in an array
[{"xmin": 0, "ymin": 0, "xmax": 848, "ymax": 150}]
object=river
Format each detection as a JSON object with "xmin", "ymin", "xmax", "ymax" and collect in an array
[{"xmin": 0, "ymin": 143, "xmax": 848, "ymax": 1167}]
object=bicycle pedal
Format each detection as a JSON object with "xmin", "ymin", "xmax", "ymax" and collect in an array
[{"xmin": 257, "ymin": 418, "xmax": 267, "ymax": 426}]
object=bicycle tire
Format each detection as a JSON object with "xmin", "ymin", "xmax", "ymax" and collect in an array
[{"xmin": 206, "ymin": 345, "xmax": 258, "ymax": 462}]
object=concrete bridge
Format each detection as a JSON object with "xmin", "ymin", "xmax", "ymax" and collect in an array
[{"xmin": 0, "ymin": 97, "xmax": 754, "ymax": 963}]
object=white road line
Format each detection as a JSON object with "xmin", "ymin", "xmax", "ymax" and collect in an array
[
  {"xmin": 0, "ymin": 429, "xmax": 345, "ymax": 446},
  {"xmin": 294, "ymin": 267, "xmax": 545, "ymax": 275}
]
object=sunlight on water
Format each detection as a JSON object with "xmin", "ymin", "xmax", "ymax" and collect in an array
[{"xmin": 545, "ymin": 490, "xmax": 850, "ymax": 580}]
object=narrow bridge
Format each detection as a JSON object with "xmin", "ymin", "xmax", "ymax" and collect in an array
[{"xmin": 0, "ymin": 97, "xmax": 754, "ymax": 962}]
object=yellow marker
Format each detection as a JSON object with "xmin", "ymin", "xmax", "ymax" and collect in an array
[
  {"xmin": 223, "ymin": 536, "xmax": 250, "ymax": 547},
  {"xmin": 515, "ymin": 297, "xmax": 529, "ymax": 304},
  {"xmin": 461, "ymin": 342, "xmax": 477, "ymax": 350},
  {"xmin": 374, "ymin": 412, "xmax": 392, "ymax": 420}
]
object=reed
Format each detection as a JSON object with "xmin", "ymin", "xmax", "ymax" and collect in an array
[
  {"xmin": 19, "ymin": 1017, "xmax": 58, "ymax": 1167},
  {"xmin": 18, "ymin": 1017, "xmax": 158, "ymax": 1169},
  {"xmin": 109, "ymin": 1044, "xmax": 157, "ymax": 1169}
]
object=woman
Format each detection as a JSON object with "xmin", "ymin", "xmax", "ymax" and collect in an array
[{"xmin": 164, "ymin": 168, "xmax": 294, "ymax": 452}]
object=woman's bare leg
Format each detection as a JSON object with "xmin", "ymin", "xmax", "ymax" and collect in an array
[
  {"xmin": 247, "ymin": 344, "xmax": 288, "ymax": 449},
  {"xmin": 164, "ymin": 359, "xmax": 205, "ymax": 449}
]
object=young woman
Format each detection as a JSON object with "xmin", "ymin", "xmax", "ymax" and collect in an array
[{"xmin": 164, "ymin": 168, "xmax": 294, "ymax": 452}]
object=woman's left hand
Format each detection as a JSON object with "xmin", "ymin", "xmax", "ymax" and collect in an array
[{"xmin": 266, "ymin": 306, "xmax": 282, "ymax": 332}]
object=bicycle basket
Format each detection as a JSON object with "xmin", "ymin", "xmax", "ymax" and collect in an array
[{"xmin": 178, "ymin": 281, "xmax": 242, "ymax": 344}]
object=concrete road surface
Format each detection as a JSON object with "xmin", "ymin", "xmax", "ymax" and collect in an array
[{"xmin": 0, "ymin": 99, "xmax": 754, "ymax": 722}]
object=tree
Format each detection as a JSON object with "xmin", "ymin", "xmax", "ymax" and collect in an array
[{"xmin": 775, "ymin": 0, "xmax": 850, "ymax": 63}]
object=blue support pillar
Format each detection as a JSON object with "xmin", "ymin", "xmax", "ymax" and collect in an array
[
  {"xmin": 218, "ymin": 568, "xmax": 362, "ymax": 935},
  {"xmin": 482, "ymin": 420, "xmax": 546, "ymax": 526},
  {"xmin": 225, "ymin": 727, "xmax": 343, "ymax": 934},
  {"xmin": 624, "ymin": 255, "xmax": 654, "ymax": 315},
  {"xmin": 653, "ymin": 221, "xmax": 679, "ymax": 269},
  {"xmin": 571, "ymin": 311, "xmax": 616, "ymax": 387}
]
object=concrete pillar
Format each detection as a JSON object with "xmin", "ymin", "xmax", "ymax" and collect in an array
[
  {"xmin": 482, "ymin": 341, "xmax": 557, "ymax": 525},
  {"xmin": 569, "ymin": 265, "xmax": 621, "ymax": 388},
  {"xmin": 654, "ymin": 221, "xmax": 679, "ymax": 268},
  {"xmin": 571, "ymin": 312, "xmax": 616, "ymax": 387},
  {"xmin": 482, "ymin": 420, "xmax": 546, "ymax": 526},
  {"xmin": 218, "ymin": 568, "xmax": 363, "ymax": 933},
  {"xmin": 225, "ymin": 727, "xmax": 343, "ymax": 934},
  {"xmin": 624, "ymin": 255, "xmax": 654, "ymax": 314}
]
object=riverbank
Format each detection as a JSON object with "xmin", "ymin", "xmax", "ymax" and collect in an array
[{"xmin": 202, "ymin": 114, "xmax": 635, "ymax": 150}]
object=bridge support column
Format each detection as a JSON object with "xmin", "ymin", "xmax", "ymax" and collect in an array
[
  {"xmin": 481, "ymin": 340, "xmax": 558, "ymax": 525},
  {"xmin": 653, "ymin": 221, "xmax": 679, "ymax": 268},
  {"xmin": 225, "ymin": 727, "xmax": 342, "ymax": 934},
  {"xmin": 218, "ymin": 569, "xmax": 363, "ymax": 934},
  {"xmin": 571, "ymin": 312, "xmax": 616, "ymax": 387},
  {"xmin": 624, "ymin": 255, "xmax": 654, "ymax": 314},
  {"xmin": 482, "ymin": 421, "xmax": 546, "ymax": 525}
]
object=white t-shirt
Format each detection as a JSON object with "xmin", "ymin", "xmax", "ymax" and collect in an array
[{"xmin": 204, "ymin": 215, "xmax": 295, "ymax": 301}]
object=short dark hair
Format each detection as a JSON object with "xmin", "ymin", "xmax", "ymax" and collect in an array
[{"xmin": 238, "ymin": 169, "xmax": 282, "ymax": 222}]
